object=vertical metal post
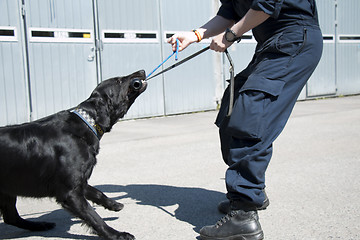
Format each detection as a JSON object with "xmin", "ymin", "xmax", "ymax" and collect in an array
[
  {"xmin": 334, "ymin": 0, "xmax": 338, "ymax": 94},
  {"xmin": 92, "ymin": 0, "xmax": 102, "ymax": 84},
  {"xmin": 20, "ymin": 0, "xmax": 33, "ymax": 121},
  {"xmin": 157, "ymin": 0, "xmax": 167, "ymax": 116}
]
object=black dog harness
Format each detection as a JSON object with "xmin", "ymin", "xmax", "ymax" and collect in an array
[{"xmin": 71, "ymin": 108, "xmax": 104, "ymax": 140}]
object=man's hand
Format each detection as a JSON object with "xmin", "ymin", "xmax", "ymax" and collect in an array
[
  {"xmin": 210, "ymin": 32, "xmax": 234, "ymax": 52},
  {"xmin": 167, "ymin": 32, "xmax": 199, "ymax": 52}
]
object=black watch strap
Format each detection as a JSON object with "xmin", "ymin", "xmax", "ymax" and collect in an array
[{"xmin": 225, "ymin": 28, "xmax": 242, "ymax": 43}]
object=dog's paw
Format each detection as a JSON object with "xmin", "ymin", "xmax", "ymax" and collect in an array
[
  {"xmin": 107, "ymin": 201, "xmax": 124, "ymax": 212},
  {"xmin": 116, "ymin": 232, "xmax": 135, "ymax": 240},
  {"xmin": 105, "ymin": 230, "xmax": 135, "ymax": 240}
]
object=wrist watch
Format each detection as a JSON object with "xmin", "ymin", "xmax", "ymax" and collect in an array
[{"xmin": 225, "ymin": 28, "xmax": 242, "ymax": 43}]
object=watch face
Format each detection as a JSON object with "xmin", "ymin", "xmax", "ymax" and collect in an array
[
  {"xmin": 225, "ymin": 32, "xmax": 233, "ymax": 42},
  {"xmin": 225, "ymin": 29, "xmax": 236, "ymax": 42}
]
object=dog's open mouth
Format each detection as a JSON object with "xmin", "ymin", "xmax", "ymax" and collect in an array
[
  {"xmin": 140, "ymin": 80, "xmax": 147, "ymax": 92},
  {"xmin": 138, "ymin": 71, "xmax": 147, "ymax": 93}
]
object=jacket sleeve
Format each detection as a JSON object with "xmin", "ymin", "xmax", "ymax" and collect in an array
[
  {"xmin": 217, "ymin": 0, "xmax": 241, "ymax": 22},
  {"xmin": 251, "ymin": 0, "xmax": 284, "ymax": 19}
]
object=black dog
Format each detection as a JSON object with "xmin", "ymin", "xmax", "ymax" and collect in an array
[{"xmin": 0, "ymin": 70, "xmax": 147, "ymax": 240}]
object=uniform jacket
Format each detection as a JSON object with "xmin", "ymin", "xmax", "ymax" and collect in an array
[{"xmin": 217, "ymin": 0, "xmax": 319, "ymax": 43}]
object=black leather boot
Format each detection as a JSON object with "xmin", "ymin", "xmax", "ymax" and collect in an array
[
  {"xmin": 200, "ymin": 210, "xmax": 263, "ymax": 240},
  {"xmin": 218, "ymin": 191, "xmax": 269, "ymax": 214}
]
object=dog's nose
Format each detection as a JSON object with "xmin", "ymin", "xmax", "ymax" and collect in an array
[{"xmin": 130, "ymin": 78, "xmax": 143, "ymax": 91}]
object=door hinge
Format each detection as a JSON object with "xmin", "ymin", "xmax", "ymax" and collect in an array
[{"xmin": 95, "ymin": 39, "xmax": 103, "ymax": 51}]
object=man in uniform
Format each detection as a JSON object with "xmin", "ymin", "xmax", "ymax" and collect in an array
[{"xmin": 168, "ymin": 0, "xmax": 322, "ymax": 239}]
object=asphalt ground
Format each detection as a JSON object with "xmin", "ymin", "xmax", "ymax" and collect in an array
[{"xmin": 1, "ymin": 95, "xmax": 360, "ymax": 240}]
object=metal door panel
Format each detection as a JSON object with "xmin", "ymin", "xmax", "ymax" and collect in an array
[
  {"xmin": 306, "ymin": 0, "xmax": 336, "ymax": 97},
  {"xmin": 336, "ymin": 0, "xmax": 360, "ymax": 95},
  {"xmin": 162, "ymin": 44, "xmax": 218, "ymax": 115},
  {"xmin": 336, "ymin": 43, "xmax": 360, "ymax": 95},
  {"xmin": 25, "ymin": 0, "xmax": 98, "ymax": 120},
  {"xmin": 98, "ymin": 0, "xmax": 159, "ymax": 30},
  {"xmin": 29, "ymin": 43, "xmax": 97, "ymax": 118},
  {"xmin": 161, "ymin": 0, "xmax": 219, "ymax": 114},
  {"xmin": 27, "ymin": 0, "xmax": 94, "ymax": 29},
  {"xmin": 0, "ymin": 0, "xmax": 29, "ymax": 126},
  {"xmin": 98, "ymin": 0, "xmax": 165, "ymax": 119},
  {"xmin": 307, "ymin": 43, "xmax": 337, "ymax": 96}
]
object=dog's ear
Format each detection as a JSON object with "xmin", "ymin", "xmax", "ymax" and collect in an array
[
  {"xmin": 96, "ymin": 99, "xmax": 112, "ymax": 130},
  {"xmin": 81, "ymin": 91, "xmax": 112, "ymax": 131}
]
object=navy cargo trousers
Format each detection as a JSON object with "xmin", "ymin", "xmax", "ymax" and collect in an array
[{"xmin": 215, "ymin": 25, "xmax": 323, "ymax": 208}]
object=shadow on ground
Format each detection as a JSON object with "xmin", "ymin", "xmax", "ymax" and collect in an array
[
  {"xmin": 0, "ymin": 184, "xmax": 225, "ymax": 239},
  {"xmin": 97, "ymin": 184, "xmax": 225, "ymax": 233},
  {"xmin": 0, "ymin": 208, "xmax": 102, "ymax": 239}
]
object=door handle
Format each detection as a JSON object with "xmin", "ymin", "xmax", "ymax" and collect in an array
[{"xmin": 87, "ymin": 46, "xmax": 95, "ymax": 62}]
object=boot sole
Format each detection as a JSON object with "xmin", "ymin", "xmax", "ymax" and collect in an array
[{"xmin": 200, "ymin": 231, "xmax": 264, "ymax": 240}]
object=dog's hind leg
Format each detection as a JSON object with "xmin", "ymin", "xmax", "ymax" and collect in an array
[
  {"xmin": 0, "ymin": 192, "xmax": 55, "ymax": 231},
  {"xmin": 59, "ymin": 189, "xmax": 134, "ymax": 240},
  {"xmin": 85, "ymin": 185, "xmax": 124, "ymax": 212}
]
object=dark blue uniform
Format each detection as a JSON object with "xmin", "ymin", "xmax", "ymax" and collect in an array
[{"xmin": 215, "ymin": 0, "xmax": 323, "ymax": 208}]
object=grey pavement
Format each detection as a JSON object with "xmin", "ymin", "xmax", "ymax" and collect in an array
[{"xmin": 1, "ymin": 95, "xmax": 360, "ymax": 240}]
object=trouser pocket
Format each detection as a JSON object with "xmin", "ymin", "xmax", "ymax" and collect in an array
[{"xmin": 227, "ymin": 90, "xmax": 270, "ymax": 140}]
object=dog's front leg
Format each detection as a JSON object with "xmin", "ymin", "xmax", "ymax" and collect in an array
[
  {"xmin": 85, "ymin": 185, "xmax": 124, "ymax": 212},
  {"xmin": 59, "ymin": 190, "xmax": 134, "ymax": 240}
]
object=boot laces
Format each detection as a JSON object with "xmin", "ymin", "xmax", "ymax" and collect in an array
[{"xmin": 215, "ymin": 210, "xmax": 238, "ymax": 228}]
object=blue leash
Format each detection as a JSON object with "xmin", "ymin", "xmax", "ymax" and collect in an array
[
  {"xmin": 146, "ymin": 39, "xmax": 179, "ymax": 79},
  {"xmin": 146, "ymin": 41, "xmax": 210, "ymax": 81}
]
